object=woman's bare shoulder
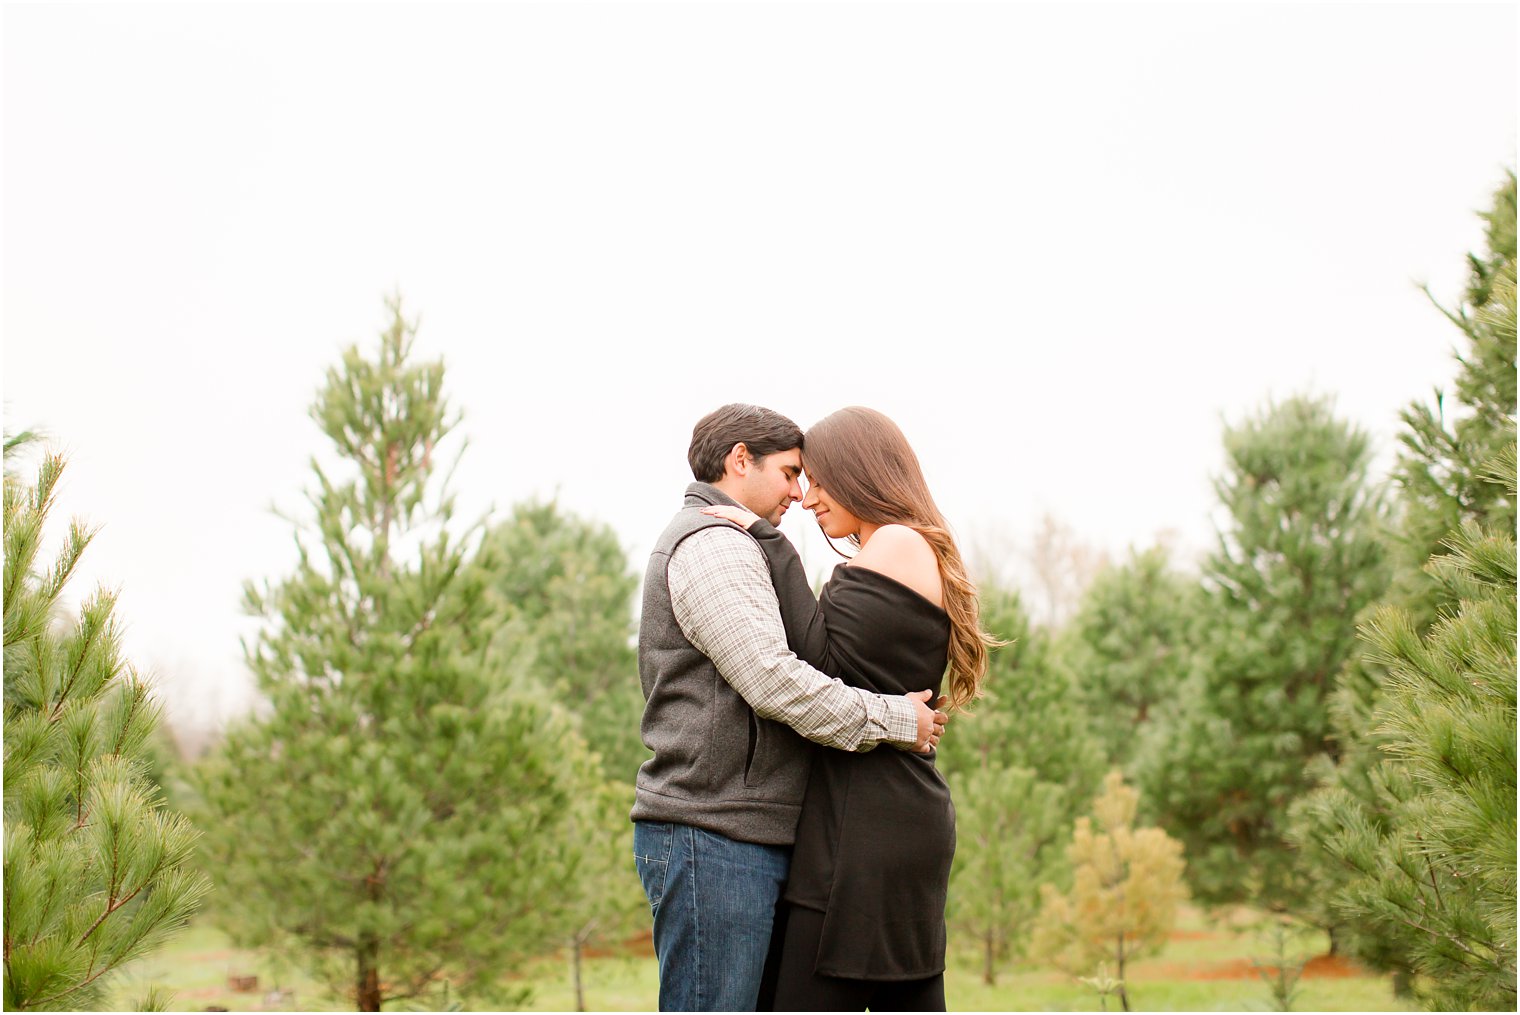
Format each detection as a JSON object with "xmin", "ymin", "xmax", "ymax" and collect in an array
[{"xmin": 852, "ymin": 524, "xmax": 943, "ymax": 607}]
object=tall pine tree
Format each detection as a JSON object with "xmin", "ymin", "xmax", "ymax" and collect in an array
[
  {"xmin": 4, "ymin": 435, "xmax": 209, "ymax": 1011},
  {"xmin": 191, "ymin": 300, "xmax": 602, "ymax": 1010},
  {"xmin": 1385, "ymin": 171, "xmax": 1517, "ymax": 633},
  {"xmin": 1291, "ymin": 173, "xmax": 1516, "ymax": 1001},
  {"xmin": 1139, "ymin": 395, "xmax": 1389, "ymax": 909}
]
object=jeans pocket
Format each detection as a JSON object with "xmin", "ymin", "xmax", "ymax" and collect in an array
[{"xmin": 632, "ymin": 821, "xmax": 671, "ymax": 912}]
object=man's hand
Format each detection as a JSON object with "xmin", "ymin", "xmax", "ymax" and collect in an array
[{"xmin": 907, "ymin": 689, "xmax": 949, "ymax": 754}]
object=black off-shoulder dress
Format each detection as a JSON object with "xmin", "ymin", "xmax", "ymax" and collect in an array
[{"xmin": 747, "ymin": 520, "xmax": 955, "ymax": 987}]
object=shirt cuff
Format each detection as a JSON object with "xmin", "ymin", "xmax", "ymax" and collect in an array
[{"xmin": 872, "ymin": 693, "xmax": 921, "ymax": 749}]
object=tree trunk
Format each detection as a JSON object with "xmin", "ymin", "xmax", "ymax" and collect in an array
[
  {"xmin": 982, "ymin": 930, "xmax": 995, "ymax": 986},
  {"xmin": 572, "ymin": 919, "xmax": 597, "ymax": 1012},
  {"xmin": 1116, "ymin": 932, "xmax": 1130, "ymax": 1012},
  {"xmin": 573, "ymin": 934, "xmax": 586, "ymax": 1012},
  {"xmin": 357, "ymin": 936, "xmax": 382, "ymax": 1012}
]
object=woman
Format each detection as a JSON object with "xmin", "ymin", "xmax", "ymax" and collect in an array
[{"xmin": 702, "ymin": 406, "xmax": 994, "ymax": 1012}]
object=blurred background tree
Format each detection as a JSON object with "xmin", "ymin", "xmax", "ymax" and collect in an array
[
  {"xmin": 480, "ymin": 500, "xmax": 646, "ymax": 783},
  {"xmin": 476, "ymin": 501, "xmax": 650, "ymax": 1009},
  {"xmin": 189, "ymin": 300, "xmax": 604, "ymax": 1011},
  {"xmin": 1136, "ymin": 394, "xmax": 1390, "ymax": 913},
  {"xmin": 938, "ymin": 585, "xmax": 1103, "ymax": 805},
  {"xmin": 1059, "ymin": 545, "xmax": 1200, "ymax": 772},
  {"xmin": 4, "ymin": 434, "xmax": 209, "ymax": 1011}
]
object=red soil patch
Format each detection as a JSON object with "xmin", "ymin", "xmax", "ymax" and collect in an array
[
  {"xmin": 1167, "ymin": 929, "xmax": 1214, "ymax": 941},
  {"xmin": 576, "ymin": 929, "xmax": 657, "ymax": 961},
  {"xmin": 1151, "ymin": 953, "xmax": 1369, "ymax": 981},
  {"xmin": 1302, "ymin": 954, "xmax": 1366, "ymax": 979},
  {"xmin": 1150, "ymin": 958, "xmax": 1257, "ymax": 981}
]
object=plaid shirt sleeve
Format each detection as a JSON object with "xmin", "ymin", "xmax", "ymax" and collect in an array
[{"xmin": 667, "ymin": 525, "xmax": 920, "ymax": 752}]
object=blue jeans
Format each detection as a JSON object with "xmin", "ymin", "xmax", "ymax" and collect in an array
[{"xmin": 633, "ymin": 821, "xmax": 791, "ymax": 1012}]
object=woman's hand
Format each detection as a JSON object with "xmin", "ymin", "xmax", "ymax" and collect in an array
[{"xmin": 701, "ymin": 504, "xmax": 761, "ymax": 529}]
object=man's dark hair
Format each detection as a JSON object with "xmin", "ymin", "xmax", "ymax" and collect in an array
[{"xmin": 687, "ymin": 404, "xmax": 804, "ymax": 483}]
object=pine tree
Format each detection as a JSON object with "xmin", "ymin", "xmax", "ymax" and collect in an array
[
  {"xmin": 190, "ymin": 300, "xmax": 602, "ymax": 1010},
  {"xmin": 3, "ymin": 435, "xmax": 209, "ymax": 1011},
  {"xmin": 1387, "ymin": 173, "xmax": 1517, "ymax": 634},
  {"xmin": 1031, "ymin": 770, "xmax": 1188, "ymax": 1013},
  {"xmin": 945, "ymin": 764, "xmax": 1067, "ymax": 986},
  {"xmin": 1290, "ymin": 173, "xmax": 1517, "ymax": 986},
  {"xmin": 1060, "ymin": 545, "xmax": 1199, "ymax": 771},
  {"xmin": 478, "ymin": 500, "xmax": 649, "ymax": 1009},
  {"xmin": 1295, "ymin": 513, "xmax": 1516, "ymax": 1010},
  {"xmin": 1138, "ymin": 395, "xmax": 1390, "ymax": 910}
]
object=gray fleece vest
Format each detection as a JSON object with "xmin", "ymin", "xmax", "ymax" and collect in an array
[{"xmin": 630, "ymin": 482, "xmax": 813, "ymax": 846}]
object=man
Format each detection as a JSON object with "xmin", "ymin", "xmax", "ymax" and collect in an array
[{"xmin": 631, "ymin": 403, "xmax": 947, "ymax": 1011}]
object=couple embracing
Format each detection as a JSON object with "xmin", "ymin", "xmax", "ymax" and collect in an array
[{"xmin": 631, "ymin": 404, "xmax": 995, "ymax": 1012}]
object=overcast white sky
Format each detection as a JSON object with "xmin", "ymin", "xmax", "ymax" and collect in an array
[{"xmin": 4, "ymin": 1, "xmax": 1515, "ymax": 732}]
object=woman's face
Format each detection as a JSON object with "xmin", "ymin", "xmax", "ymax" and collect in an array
[{"xmin": 801, "ymin": 472, "xmax": 862, "ymax": 540}]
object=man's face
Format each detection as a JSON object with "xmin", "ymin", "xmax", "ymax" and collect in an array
[{"xmin": 742, "ymin": 447, "xmax": 804, "ymax": 526}]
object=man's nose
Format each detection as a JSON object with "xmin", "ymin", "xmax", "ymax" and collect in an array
[{"xmin": 789, "ymin": 480, "xmax": 803, "ymax": 502}]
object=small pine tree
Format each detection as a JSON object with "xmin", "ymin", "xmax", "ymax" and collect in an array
[
  {"xmin": 3, "ymin": 436, "xmax": 209, "ymax": 1010},
  {"xmin": 1031, "ymin": 770, "xmax": 1187, "ymax": 1013},
  {"xmin": 945, "ymin": 764, "xmax": 1067, "ymax": 985},
  {"xmin": 190, "ymin": 300, "xmax": 603, "ymax": 1010}
]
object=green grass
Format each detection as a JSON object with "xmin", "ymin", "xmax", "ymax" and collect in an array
[{"xmin": 110, "ymin": 906, "xmax": 1414, "ymax": 1012}]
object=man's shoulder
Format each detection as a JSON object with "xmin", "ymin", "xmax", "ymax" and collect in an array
[{"xmin": 669, "ymin": 519, "xmax": 764, "ymax": 565}]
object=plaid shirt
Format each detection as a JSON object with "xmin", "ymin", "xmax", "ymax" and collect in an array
[{"xmin": 667, "ymin": 525, "xmax": 919, "ymax": 751}]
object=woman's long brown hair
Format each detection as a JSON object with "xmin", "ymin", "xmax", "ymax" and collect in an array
[{"xmin": 802, "ymin": 406, "xmax": 995, "ymax": 710}]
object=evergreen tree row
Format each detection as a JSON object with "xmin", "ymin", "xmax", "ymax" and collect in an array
[
  {"xmin": 947, "ymin": 172, "xmax": 1515, "ymax": 1008},
  {"xmin": 6, "ymin": 173, "xmax": 1510, "ymax": 1010}
]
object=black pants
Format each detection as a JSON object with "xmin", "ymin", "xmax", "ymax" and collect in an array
[{"xmin": 763, "ymin": 904, "xmax": 946, "ymax": 1012}]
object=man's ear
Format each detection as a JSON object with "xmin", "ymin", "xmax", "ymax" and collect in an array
[{"xmin": 726, "ymin": 442, "xmax": 750, "ymax": 477}]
